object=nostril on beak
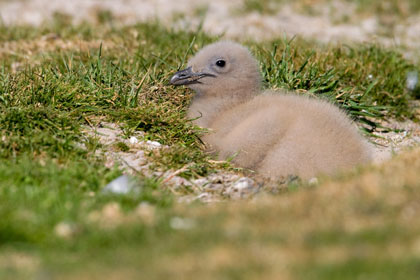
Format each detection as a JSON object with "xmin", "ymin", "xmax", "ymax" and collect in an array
[{"xmin": 170, "ymin": 67, "xmax": 195, "ymax": 85}]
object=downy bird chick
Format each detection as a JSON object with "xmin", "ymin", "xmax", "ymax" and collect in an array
[{"xmin": 170, "ymin": 41, "xmax": 372, "ymax": 179}]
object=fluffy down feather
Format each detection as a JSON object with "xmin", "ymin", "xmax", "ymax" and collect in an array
[{"xmin": 170, "ymin": 41, "xmax": 372, "ymax": 179}]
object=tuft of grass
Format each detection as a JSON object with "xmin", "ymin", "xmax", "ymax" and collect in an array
[
  {"xmin": 114, "ymin": 141, "xmax": 130, "ymax": 152},
  {"xmin": 256, "ymin": 38, "xmax": 418, "ymax": 131}
]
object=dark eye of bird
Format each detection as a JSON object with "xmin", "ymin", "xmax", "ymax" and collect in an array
[{"xmin": 216, "ymin": 60, "xmax": 226, "ymax": 67}]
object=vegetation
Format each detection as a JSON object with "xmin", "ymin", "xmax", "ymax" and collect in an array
[
  {"xmin": 240, "ymin": 0, "xmax": 420, "ymax": 18},
  {"xmin": 0, "ymin": 14, "xmax": 419, "ymax": 279}
]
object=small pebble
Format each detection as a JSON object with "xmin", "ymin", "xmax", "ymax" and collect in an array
[
  {"xmin": 170, "ymin": 217, "xmax": 195, "ymax": 230},
  {"xmin": 225, "ymin": 177, "xmax": 259, "ymax": 200},
  {"xmin": 129, "ymin": 136, "xmax": 139, "ymax": 144},
  {"xmin": 87, "ymin": 202, "xmax": 124, "ymax": 229},
  {"xmin": 406, "ymin": 71, "xmax": 418, "ymax": 91},
  {"xmin": 192, "ymin": 178, "xmax": 209, "ymax": 187},
  {"xmin": 146, "ymin": 140, "xmax": 161, "ymax": 148},
  {"xmin": 54, "ymin": 222, "xmax": 76, "ymax": 239},
  {"xmin": 196, "ymin": 192, "xmax": 220, "ymax": 203},
  {"xmin": 102, "ymin": 175, "xmax": 140, "ymax": 195},
  {"xmin": 135, "ymin": 202, "xmax": 156, "ymax": 225},
  {"xmin": 204, "ymin": 183, "xmax": 224, "ymax": 192},
  {"xmin": 308, "ymin": 177, "xmax": 319, "ymax": 185},
  {"xmin": 101, "ymin": 202, "xmax": 123, "ymax": 221}
]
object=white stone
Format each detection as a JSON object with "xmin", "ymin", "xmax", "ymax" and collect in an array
[
  {"xmin": 308, "ymin": 177, "xmax": 319, "ymax": 185},
  {"xmin": 102, "ymin": 175, "xmax": 139, "ymax": 195},
  {"xmin": 225, "ymin": 177, "xmax": 259, "ymax": 200},
  {"xmin": 129, "ymin": 136, "xmax": 139, "ymax": 144},
  {"xmin": 54, "ymin": 222, "xmax": 75, "ymax": 239},
  {"xmin": 170, "ymin": 217, "xmax": 195, "ymax": 230},
  {"xmin": 146, "ymin": 140, "xmax": 162, "ymax": 148},
  {"xmin": 406, "ymin": 71, "xmax": 418, "ymax": 90}
]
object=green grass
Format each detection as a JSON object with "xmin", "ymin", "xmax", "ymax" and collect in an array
[
  {"xmin": 298, "ymin": 258, "xmax": 420, "ymax": 280},
  {"xmin": 0, "ymin": 16, "xmax": 420, "ymax": 279},
  {"xmin": 256, "ymin": 38, "xmax": 418, "ymax": 129}
]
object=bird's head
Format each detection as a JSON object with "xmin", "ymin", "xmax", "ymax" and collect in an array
[{"xmin": 170, "ymin": 41, "xmax": 261, "ymax": 99}]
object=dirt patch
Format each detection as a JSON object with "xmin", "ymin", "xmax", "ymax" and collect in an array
[
  {"xmin": 0, "ymin": 34, "xmax": 117, "ymax": 71},
  {"xmin": 371, "ymin": 119, "xmax": 420, "ymax": 163},
  {"xmin": 84, "ymin": 119, "xmax": 420, "ymax": 200},
  {"xmin": 0, "ymin": 35, "xmax": 108, "ymax": 57},
  {"xmin": 84, "ymin": 121, "xmax": 262, "ymax": 202}
]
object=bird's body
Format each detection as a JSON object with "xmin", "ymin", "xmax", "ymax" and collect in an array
[{"xmin": 170, "ymin": 41, "xmax": 372, "ymax": 179}]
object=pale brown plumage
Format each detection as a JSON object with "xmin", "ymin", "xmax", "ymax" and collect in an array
[{"xmin": 170, "ymin": 41, "xmax": 372, "ymax": 179}]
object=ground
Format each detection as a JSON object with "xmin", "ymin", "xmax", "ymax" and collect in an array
[{"xmin": 0, "ymin": 0, "xmax": 420, "ymax": 279}]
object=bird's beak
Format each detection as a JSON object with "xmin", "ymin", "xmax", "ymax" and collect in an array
[{"xmin": 170, "ymin": 67, "xmax": 215, "ymax": 86}]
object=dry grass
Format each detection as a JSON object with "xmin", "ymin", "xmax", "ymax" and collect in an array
[
  {"xmin": 0, "ymin": 36, "xmax": 115, "ymax": 62},
  {"xmin": 140, "ymin": 146, "xmax": 420, "ymax": 279},
  {"xmin": 46, "ymin": 146, "xmax": 420, "ymax": 279}
]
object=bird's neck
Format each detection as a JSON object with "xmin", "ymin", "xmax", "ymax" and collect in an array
[{"xmin": 187, "ymin": 92, "xmax": 254, "ymax": 128}]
